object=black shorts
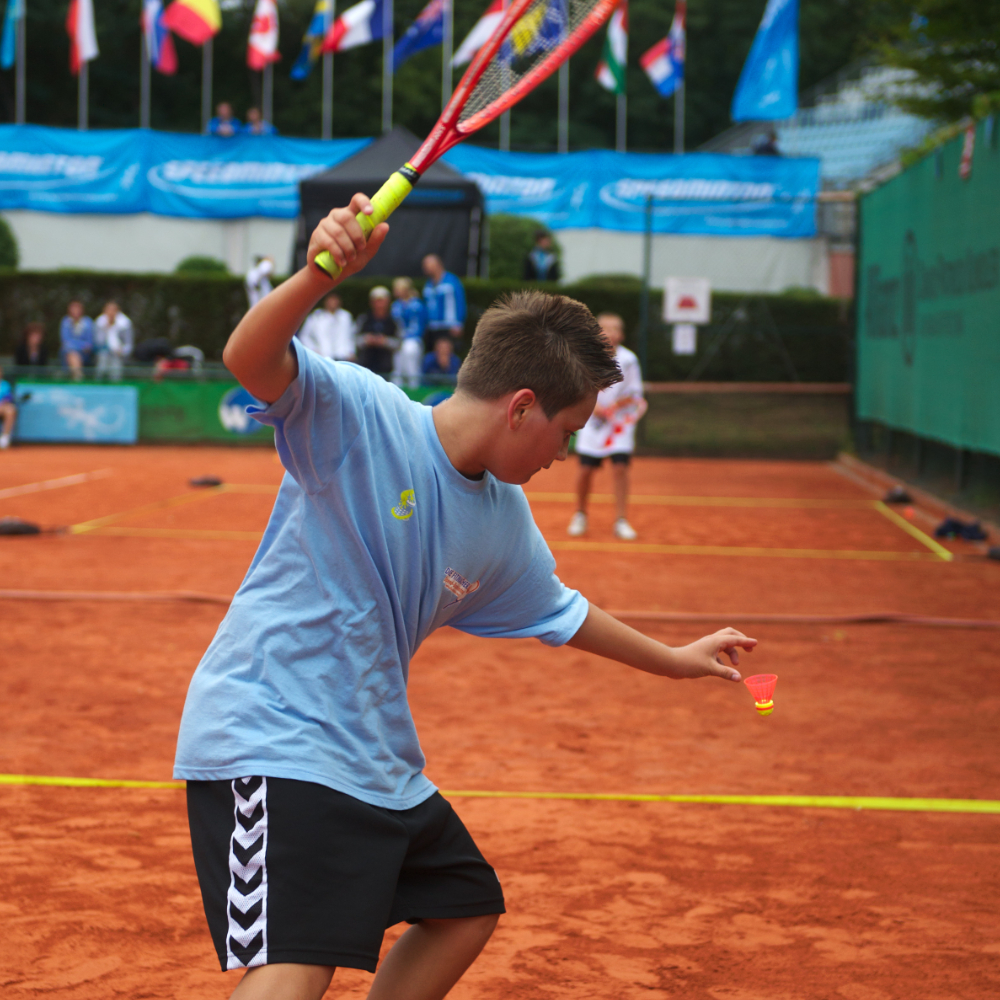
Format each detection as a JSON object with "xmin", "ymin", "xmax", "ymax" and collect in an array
[
  {"xmin": 578, "ymin": 452, "xmax": 631, "ymax": 467},
  {"xmin": 187, "ymin": 777, "xmax": 505, "ymax": 973}
]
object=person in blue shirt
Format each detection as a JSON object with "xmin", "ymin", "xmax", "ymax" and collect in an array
[
  {"xmin": 422, "ymin": 334, "xmax": 461, "ymax": 381},
  {"xmin": 0, "ymin": 363, "xmax": 15, "ymax": 448},
  {"xmin": 175, "ymin": 193, "xmax": 756, "ymax": 1000},
  {"xmin": 421, "ymin": 253, "xmax": 466, "ymax": 352},
  {"xmin": 59, "ymin": 300, "xmax": 95, "ymax": 380},
  {"xmin": 243, "ymin": 106, "xmax": 278, "ymax": 135},
  {"xmin": 207, "ymin": 101, "xmax": 241, "ymax": 137},
  {"xmin": 391, "ymin": 276, "xmax": 427, "ymax": 387}
]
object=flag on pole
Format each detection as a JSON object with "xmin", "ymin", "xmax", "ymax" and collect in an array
[
  {"xmin": 640, "ymin": 1, "xmax": 684, "ymax": 98},
  {"xmin": 143, "ymin": 0, "xmax": 178, "ymax": 75},
  {"xmin": 595, "ymin": 0, "xmax": 626, "ymax": 94},
  {"xmin": 731, "ymin": 0, "xmax": 798, "ymax": 121},
  {"xmin": 66, "ymin": 0, "xmax": 99, "ymax": 74},
  {"xmin": 321, "ymin": 0, "xmax": 386, "ymax": 53},
  {"xmin": 501, "ymin": 0, "xmax": 566, "ymax": 63},
  {"xmin": 291, "ymin": 0, "xmax": 332, "ymax": 79},
  {"xmin": 1, "ymin": 0, "xmax": 23, "ymax": 71},
  {"xmin": 247, "ymin": 0, "xmax": 280, "ymax": 69},
  {"xmin": 451, "ymin": 0, "xmax": 502, "ymax": 67},
  {"xmin": 163, "ymin": 0, "xmax": 221, "ymax": 46},
  {"xmin": 393, "ymin": 0, "xmax": 443, "ymax": 70}
]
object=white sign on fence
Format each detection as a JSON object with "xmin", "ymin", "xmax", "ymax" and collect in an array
[
  {"xmin": 664, "ymin": 276, "xmax": 711, "ymax": 324},
  {"xmin": 672, "ymin": 323, "xmax": 698, "ymax": 355}
]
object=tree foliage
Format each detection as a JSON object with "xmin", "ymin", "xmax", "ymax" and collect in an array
[
  {"xmin": 0, "ymin": 0, "xmax": 879, "ymax": 150},
  {"xmin": 870, "ymin": 0, "xmax": 1000, "ymax": 121}
]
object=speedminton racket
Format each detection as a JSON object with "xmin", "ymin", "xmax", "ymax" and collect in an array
[{"xmin": 313, "ymin": 0, "xmax": 622, "ymax": 278}]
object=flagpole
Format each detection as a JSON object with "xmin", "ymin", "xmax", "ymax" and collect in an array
[
  {"xmin": 441, "ymin": 0, "xmax": 452, "ymax": 111},
  {"xmin": 263, "ymin": 63, "xmax": 273, "ymax": 124},
  {"xmin": 78, "ymin": 61, "xmax": 89, "ymax": 130},
  {"xmin": 322, "ymin": 51, "xmax": 333, "ymax": 138},
  {"xmin": 557, "ymin": 60, "xmax": 569, "ymax": 153},
  {"xmin": 381, "ymin": 0, "xmax": 392, "ymax": 131},
  {"xmin": 674, "ymin": 79, "xmax": 684, "ymax": 153},
  {"xmin": 201, "ymin": 37, "xmax": 213, "ymax": 133},
  {"xmin": 15, "ymin": 0, "xmax": 25, "ymax": 124},
  {"xmin": 615, "ymin": 91, "xmax": 625, "ymax": 152},
  {"xmin": 140, "ymin": 29, "xmax": 151, "ymax": 128}
]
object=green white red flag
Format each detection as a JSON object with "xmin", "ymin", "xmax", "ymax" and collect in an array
[{"xmin": 595, "ymin": 0, "xmax": 627, "ymax": 94}]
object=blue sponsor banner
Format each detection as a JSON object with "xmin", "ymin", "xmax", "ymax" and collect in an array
[
  {"xmin": 14, "ymin": 383, "xmax": 138, "ymax": 443},
  {"xmin": 0, "ymin": 125, "xmax": 368, "ymax": 219},
  {"xmin": 444, "ymin": 146, "xmax": 819, "ymax": 238}
]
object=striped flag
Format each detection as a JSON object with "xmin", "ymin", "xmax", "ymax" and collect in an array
[
  {"xmin": 66, "ymin": 0, "xmax": 99, "ymax": 74},
  {"xmin": 451, "ymin": 0, "xmax": 503, "ymax": 67},
  {"xmin": 247, "ymin": 0, "xmax": 280, "ymax": 69},
  {"xmin": 595, "ymin": 0, "xmax": 626, "ymax": 94},
  {"xmin": 321, "ymin": 0, "xmax": 386, "ymax": 53},
  {"xmin": 640, "ymin": 0, "xmax": 684, "ymax": 98},
  {"xmin": 290, "ymin": 0, "xmax": 332, "ymax": 80},
  {"xmin": 143, "ymin": 0, "xmax": 178, "ymax": 75},
  {"xmin": 163, "ymin": 0, "xmax": 221, "ymax": 46}
]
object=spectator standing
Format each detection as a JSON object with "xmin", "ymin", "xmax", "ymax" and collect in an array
[
  {"xmin": 94, "ymin": 300, "xmax": 134, "ymax": 381},
  {"xmin": 14, "ymin": 322, "xmax": 49, "ymax": 367},
  {"xmin": 59, "ymin": 299, "xmax": 95, "ymax": 380},
  {"xmin": 523, "ymin": 230, "xmax": 561, "ymax": 282},
  {"xmin": 207, "ymin": 102, "xmax": 241, "ymax": 136},
  {"xmin": 245, "ymin": 255, "xmax": 275, "ymax": 308},
  {"xmin": 421, "ymin": 253, "xmax": 466, "ymax": 351},
  {"xmin": 422, "ymin": 335, "xmax": 461, "ymax": 381},
  {"xmin": 298, "ymin": 292, "xmax": 355, "ymax": 360},
  {"xmin": 568, "ymin": 312, "xmax": 647, "ymax": 541},
  {"xmin": 243, "ymin": 107, "xmax": 278, "ymax": 135},
  {"xmin": 391, "ymin": 277, "xmax": 427, "ymax": 387},
  {"xmin": 354, "ymin": 286, "xmax": 399, "ymax": 376},
  {"xmin": 752, "ymin": 130, "xmax": 780, "ymax": 156},
  {"xmin": 0, "ymin": 364, "xmax": 15, "ymax": 448}
]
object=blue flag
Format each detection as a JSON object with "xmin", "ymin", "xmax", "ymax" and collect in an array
[
  {"xmin": 731, "ymin": 0, "xmax": 798, "ymax": 121},
  {"xmin": 291, "ymin": 0, "xmax": 333, "ymax": 81},
  {"xmin": 1, "ymin": 0, "xmax": 23, "ymax": 71},
  {"xmin": 393, "ymin": 0, "xmax": 444, "ymax": 70}
]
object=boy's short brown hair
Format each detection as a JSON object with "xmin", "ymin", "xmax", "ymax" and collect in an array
[{"xmin": 457, "ymin": 290, "xmax": 622, "ymax": 417}]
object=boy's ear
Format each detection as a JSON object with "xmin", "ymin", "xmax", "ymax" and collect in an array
[{"xmin": 506, "ymin": 389, "xmax": 537, "ymax": 430}]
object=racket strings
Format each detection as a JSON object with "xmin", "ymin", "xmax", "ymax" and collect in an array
[{"xmin": 459, "ymin": 0, "xmax": 604, "ymax": 125}]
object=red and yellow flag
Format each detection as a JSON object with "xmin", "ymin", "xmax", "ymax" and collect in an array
[{"xmin": 162, "ymin": 0, "xmax": 221, "ymax": 46}]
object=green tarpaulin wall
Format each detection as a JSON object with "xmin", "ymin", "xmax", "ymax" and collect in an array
[{"xmin": 856, "ymin": 119, "xmax": 1000, "ymax": 457}]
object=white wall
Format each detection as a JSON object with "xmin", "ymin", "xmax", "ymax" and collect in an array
[
  {"xmin": 5, "ymin": 211, "xmax": 297, "ymax": 275},
  {"xmin": 557, "ymin": 229, "xmax": 830, "ymax": 294},
  {"xmin": 4, "ymin": 210, "xmax": 829, "ymax": 295}
]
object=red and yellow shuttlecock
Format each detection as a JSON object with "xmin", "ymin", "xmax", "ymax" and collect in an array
[{"xmin": 744, "ymin": 674, "xmax": 778, "ymax": 716}]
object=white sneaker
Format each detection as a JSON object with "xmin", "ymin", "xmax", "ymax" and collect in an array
[
  {"xmin": 0, "ymin": 434, "xmax": 9, "ymax": 450},
  {"xmin": 613, "ymin": 518, "xmax": 637, "ymax": 541},
  {"xmin": 567, "ymin": 511, "xmax": 587, "ymax": 537}
]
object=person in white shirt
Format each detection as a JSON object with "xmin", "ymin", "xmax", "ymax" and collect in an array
[
  {"xmin": 568, "ymin": 313, "xmax": 647, "ymax": 541},
  {"xmin": 94, "ymin": 301, "xmax": 134, "ymax": 381},
  {"xmin": 245, "ymin": 256, "xmax": 275, "ymax": 308},
  {"xmin": 297, "ymin": 292, "xmax": 355, "ymax": 361}
]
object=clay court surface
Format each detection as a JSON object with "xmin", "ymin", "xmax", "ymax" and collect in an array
[{"xmin": 1, "ymin": 445, "xmax": 999, "ymax": 999}]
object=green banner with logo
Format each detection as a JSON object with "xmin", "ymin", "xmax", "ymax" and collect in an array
[{"xmin": 856, "ymin": 119, "xmax": 1000, "ymax": 457}]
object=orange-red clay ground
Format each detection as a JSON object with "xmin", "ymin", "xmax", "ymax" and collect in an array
[{"xmin": 2, "ymin": 446, "xmax": 999, "ymax": 999}]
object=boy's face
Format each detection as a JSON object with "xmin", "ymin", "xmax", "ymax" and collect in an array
[
  {"xmin": 491, "ymin": 391, "xmax": 598, "ymax": 485},
  {"xmin": 599, "ymin": 317, "xmax": 624, "ymax": 348},
  {"xmin": 68, "ymin": 302, "xmax": 83, "ymax": 320}
]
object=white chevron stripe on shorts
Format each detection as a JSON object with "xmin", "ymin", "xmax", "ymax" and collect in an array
[{"xmin": 226, "ymin": 776, "xmax": 269, "ymax": 970}]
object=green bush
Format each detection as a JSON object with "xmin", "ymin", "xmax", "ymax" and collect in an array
[
  {"xmin": 175, "ymin": 255, "xmax": 229, "ymax": 274},
  {"xmin": 0, "ymin": 215, "xmax": 19, "ymax": 269},
  {"xmin": 487, "ymin": 214, "xmax": 561, "ymax": 280},
  {"xmin": 0, "ymin": 270, "xmax": 853, "ymax": 383}
]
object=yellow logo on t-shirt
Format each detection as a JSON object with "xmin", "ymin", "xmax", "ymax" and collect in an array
[{"xmin": 391, "ymin": 489, "xmax": 416, "ymax": 520}]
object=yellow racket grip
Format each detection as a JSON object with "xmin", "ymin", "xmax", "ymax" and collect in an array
[{"xmin": 313, "ymin": 164, "xmax": 417, "ymax": 279}]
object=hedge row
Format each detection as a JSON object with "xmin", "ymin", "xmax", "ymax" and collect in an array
[{"xmin": 0, "ymin": 271, "xmax": 853, "ymax": 382}]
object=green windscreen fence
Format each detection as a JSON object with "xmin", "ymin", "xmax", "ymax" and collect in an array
[{"xmin": 856, "ymin": 119, "xmax": 1000, "ymax": 457}]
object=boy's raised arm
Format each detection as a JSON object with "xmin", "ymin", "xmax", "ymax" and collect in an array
[
  {"xmin": 567, "ymin": 602, "xmax": 754, "ymax": 682},
  {"xmin": 223, "ymin": 194, "xmax": 389, "ymax": 404}
]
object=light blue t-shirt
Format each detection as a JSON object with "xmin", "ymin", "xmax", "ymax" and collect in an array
[{"xmin": 174, "ymin": 342, "xmax": 588, "ymax": 809}]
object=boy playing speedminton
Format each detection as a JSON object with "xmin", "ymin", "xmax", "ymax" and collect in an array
[{"xmin": 174, "ymin": 194, "xmax": 756, "ymax": 1000}]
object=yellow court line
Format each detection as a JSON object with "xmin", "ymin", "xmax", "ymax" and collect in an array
[
  {"xmin": 873, "ymin": 501, "xmax": 953, "ymax": 562},
  {"xmin": 1, "ymin": 774, "xmax": 997, "ymax": 815},
  {"xmin": 81, "ymin": 526, "xmax": 263, "ymax": 542},
  {"xmin": 0, "ymin": 468, "xmax": 113, "ymax": 501},
  {"xmin": 70, "ymin": 487, "xmax": 226, "ymax": 534},
  {"xmin": 547, "ymin": 540, "xmax": 941, "ymax": 561},
  {"xmin": 526, "ymin": 492, "xmax": 873, "ymax": 509}
]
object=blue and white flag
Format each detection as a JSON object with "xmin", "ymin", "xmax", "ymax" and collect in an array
[
  {"xmin": 503, "ymin": 0, "xmax": 567, "ymax": 65},
  {"xmin": 731, "ymin": 0, "xmax": 798, "ymax": 121},
  {"xmin": 1, "ymin": 0, "xmax": 23, "ymax": 71},
  {"xmin": 393, "ymin": 0, "xmax": 444, "ymax": 70},
  {"xmin": 640, "ymin": 1, "xmax": 685, "ymax": 99}
]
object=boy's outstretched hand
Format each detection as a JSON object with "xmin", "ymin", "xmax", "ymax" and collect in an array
[
  {"xmin": 308, "ymin": 193, "xmax": 390, "ymax": 279},
  {"xmin": 567, "ymin": 604, "xmax": 756, "ymax": 683}
]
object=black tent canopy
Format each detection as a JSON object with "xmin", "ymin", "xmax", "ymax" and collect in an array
[{"xmin": 295, "ymin": 126, "xmax": 485, "ymax": 279}]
